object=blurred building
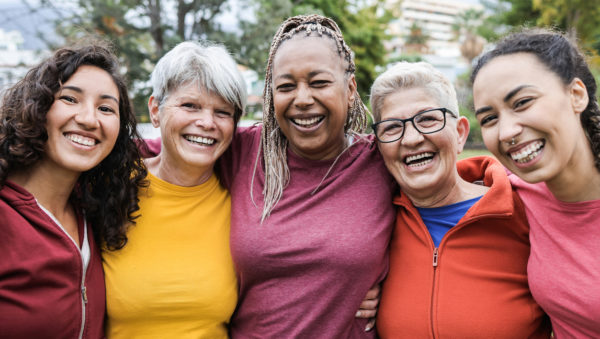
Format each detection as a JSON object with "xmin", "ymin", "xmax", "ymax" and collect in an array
[{"xmin": 385, "ymin": 0, "xmax": 484, "ymax": 81}]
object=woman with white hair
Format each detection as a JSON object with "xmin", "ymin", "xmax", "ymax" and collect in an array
[
  {"xmin": 370, "ymin": 62, "xmax": 550, "ymax": 337},
  {"xmin": 102, "ymin": 41, "xmax": 247, "ymax": 338}
]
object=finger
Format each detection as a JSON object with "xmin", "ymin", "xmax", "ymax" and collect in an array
[
  {"xmin": 364, "ymin": 285, "xmax": 381, "ymax": 300},
  {"xmin": 355, "ymin": 309, "xmax": 377, "ymax": 319},
  {"xmin": 358, "ymin": 298, "xmax": 379, "ymax": 310},
  {"xmin": 365, "ymin": 318, "xmax": 376, "ymax": 332}
]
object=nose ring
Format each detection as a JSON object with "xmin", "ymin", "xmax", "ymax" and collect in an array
[{"xmin": 509, "ymin": 137, "xmax": 517, "ymax": 146}]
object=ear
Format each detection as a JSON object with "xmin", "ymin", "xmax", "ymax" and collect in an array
[
  {"xmin": 148, "ymin": 96, "xmax": 161, "ymax": 128},
  {"xmin": 570, "ymin": 78, "xmax": 589, "ymax": 114},
  {"xmin": 455, "ymin": 116, "xmax": 470, "ymax": 154},
  {"xmin": 347, "ymin": 74, "xmax": 357, "ymax": 109}
]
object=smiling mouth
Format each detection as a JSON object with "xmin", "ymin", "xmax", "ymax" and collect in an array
[
  {"xmin": 291, "ymin": 116, "xmax": 324, "ymax": 128},
  {"xmin": 509, "ymin": 140, "xmax": 544, "ymax": 163},
  {"xmin": 404, "ymin": 152, "xmax": 434, "ymax": 167},
  {"xmin": 65, "ymin": 133, "xmax": 96, "ymax": 146},
  {"xmin": 185, "ymin": 135, "xmax": 215, "ymax": 146}
]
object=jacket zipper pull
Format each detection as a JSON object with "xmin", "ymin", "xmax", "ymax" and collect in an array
[
  {"xmin": 433, "ymin": 248, "xmax": 439, "ymax": 267},
  {"xmin": 82, "ymin": 286, "xmax": 88, "ymax": 304}
]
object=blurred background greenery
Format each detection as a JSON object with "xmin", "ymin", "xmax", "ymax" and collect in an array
[{"xmin": 2, "ymin": 0, "xmax": 599, "ymax": 150}]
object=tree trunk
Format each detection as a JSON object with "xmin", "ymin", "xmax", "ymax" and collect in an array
[{"xmin": 147, "ymin": 0, "xmax": 164, "ymax": 54}]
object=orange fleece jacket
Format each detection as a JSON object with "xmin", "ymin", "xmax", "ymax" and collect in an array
[{"xmin": 377, "ymin": 156, "xmax": 551, "ymax": 338}]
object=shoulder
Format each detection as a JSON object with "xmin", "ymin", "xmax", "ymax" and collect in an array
[{"xmin": 507, "ymin": 172, "xmax": 547, "ymax": 200}]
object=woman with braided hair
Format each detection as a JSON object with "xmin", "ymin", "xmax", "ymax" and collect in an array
[
  {"xmin": 142, "ymin": 14, "xmax": 391, "ymax": 335},
  {"xmin": 472, "ymin": 29, "xmax": 600, "ymax": 337},
  {"xmin": 219, "ymin": 14, "xmax": 396, "ymax": 337}
]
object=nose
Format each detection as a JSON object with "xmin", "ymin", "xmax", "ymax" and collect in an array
[
  {"xmin": 400, "ymin": 120, "xmax": 424, "ymax": 146},
  {"xmin": 294, "ymin": 83, "xmax": 314, "ymax": 108},
  {"xmin": 194, "ymin": 109, "xmax": 217, "ymax": 130},
  {"xmin": 497, "ymin": 112, "xmax": 523, "ymax": 146},
  {"xmin": 73, "ymin": 103, "xmax": 100, "ymax": 129}
]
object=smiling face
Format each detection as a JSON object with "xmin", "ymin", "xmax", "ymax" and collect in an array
[
  {"xmin": 42, "ymin": 65, "xmax": 120, "ymax": 176},
  {"xmin": 271, "ymin": 35, "xmax": 356, "ymax": 160},
  {"xmin": 149, "ymin": 83, "xmax": 235, "ymax": 180},
  {"xmin": 473, "ymin": 53, "xmax": 590, "ymax": 185},
  {"xmin": 377, "ymin": 87, "xmax": 469, "ymax": 200}
]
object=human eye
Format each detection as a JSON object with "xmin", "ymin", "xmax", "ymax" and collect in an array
[
  {"xmin": 381, "ymin": 121, "xmax": 404, "ymax": 136},
  {"xmin": 311, "ymin": 79, "xmax": 331, "ymax": 87},
  {"xmin": 478, "ymin": 113, "xmax": 497, "ymax": 127},
  {"xmin": 98, "ymin": 105, "xmax": 117, "ymax": 115},
  {"xmin": 513, "ymin": 97, "xmax": 534, "ymax": 110},
  {"xmin": 275, "ymin": 82, "xmax": 295, "ymax": 92},
  {"xmin": 415, "ymin": 111, "xmax": 443, "ymax": 127},
  {"xmin": 59, "ymin": 95, "xmax": 77, "ymax": 104},
  {"xmin": 216, "ymin": 109, "xmax": 233, "ymax": 118},
  {"xmin": 181, "ymin": 102, "xmax": 198, "ymax": 110}
]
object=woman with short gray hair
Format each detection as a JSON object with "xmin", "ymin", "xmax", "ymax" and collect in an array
[
  {"xmin": 102, "ymin": 40, "xmax": 246, "ymax": 338},
  {"xmin": 371, "ymin": 61, "xmax": 550, "ymax": 338}
]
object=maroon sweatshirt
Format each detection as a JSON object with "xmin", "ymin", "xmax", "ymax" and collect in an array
[{"xmin": 0, "ymin": 180, "xmax": 105, "ymax": 338}]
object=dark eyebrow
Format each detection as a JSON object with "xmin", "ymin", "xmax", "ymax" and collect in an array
[
  {"xmin": 308, "ymin": 70, "xmax": 333, "ymax": 78},
  {"xmin": 475, "ymin": 106, "xmax": 492, "ymax": 116},
  {"xmin": 475, "ymin": 85, "xmax": 534, "ymax": 116},
  {"xmin": 62, "ymin": 85, "xmax": 119, "ymax": 104},
  {"xmin": 62, "ymin": 85, "xmax": 83, "ymax": 93},
  {"xmin": 100, "ymin": 94, "xmax": 119, "ymax": 104},
  {"xmin": 274, "ymin": 70, "xmax": 333, "ymax": 82},
  {"xmin": 274, "ymin": 74, "xmax": 293, "ymax": 82},
  {"xmin": 503, "ymin": 85, "xmax": 533, "ymax": 103}
]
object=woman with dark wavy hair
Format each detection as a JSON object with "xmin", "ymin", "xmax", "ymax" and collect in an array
[
  {"xmin": 472, "ymin": 29, "xmax": 600, "ymax": 337},
  {"xmin": 0, "ymin": 42, "xmax": 146, "ymax": 338}
]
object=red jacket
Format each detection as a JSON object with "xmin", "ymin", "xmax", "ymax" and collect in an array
[
  {"xmin": 377, "ymin": 156, "xmax": 551, "ymax": 338},
  {"xmin": 0, "ymin": 181, "xmax": 105, "ymax": 338}
]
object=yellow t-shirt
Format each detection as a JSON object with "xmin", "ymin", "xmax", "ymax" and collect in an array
[{"xmin": 103, "ymin": 172, "xmax": 237, "ymax": 338}]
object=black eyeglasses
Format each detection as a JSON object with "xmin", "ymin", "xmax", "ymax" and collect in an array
[{"xmin": 372, "ymin": 108, "xmax": 456, "ymax": 143}]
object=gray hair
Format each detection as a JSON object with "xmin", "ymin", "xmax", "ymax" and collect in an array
[
  {"xmin": 150, "ymin": 40, "xmax": 247, "ymax": 124},
  {"xmin": 370, "ymin": 61, "xmax": 459, "ymax": 122}
]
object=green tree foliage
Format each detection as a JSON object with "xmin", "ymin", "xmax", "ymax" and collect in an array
[
  {"xmin": 236, "ymin": 0, "xmax": 391, "ymax": 103},
  {"xmin": 532, "ymin": 0, "xmax": 600, "ymax": 43},
  {"xmin": 233, "ymin": 0, "xmax": 293, "ymax": 75},
  {"xmin": 30, "ymin": 0, "xmax": 233, "ymax": 121},
  {"xmin": 480, "ymin": 0, "xmax": 600, "ymax": 97}
]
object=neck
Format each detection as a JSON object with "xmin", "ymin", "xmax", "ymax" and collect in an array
[
  {"xmin": 8, "ymin": 161, "xmax": 79, "ymax": 215},
  {"xmin": 408, "ymin": 173, "xmax": 488, "ymax": 208},
  {"xmin": 546, "ymin": 162, "xmax": 600, "ymax": 202},
  {"xmin": 290, "ymin": 134, "xmax": 349, "ymax": 161},
  {"xmin": 145, "ymin": 154, "xmax": 213, "ymax": 187}
]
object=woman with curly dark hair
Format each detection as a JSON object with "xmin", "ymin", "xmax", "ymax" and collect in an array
[
  {"xmin": 472, "ymin": 29, "xmax": 600, "ymax": 337},
  {"xmin": 0, "ymin": 42, "xmax": 146, "ymax": 338}
]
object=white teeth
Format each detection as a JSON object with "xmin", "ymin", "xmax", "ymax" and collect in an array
[
  {"xmin": 510, "ymin": 140, "xmax": 544, "ymax": 163},
  {"xmin": 405, "ymin": 152, "xmax": 434, "ymax": 164},
  {"xmin": 66, "ymin": 133, "xmax": 95, "ymax": 146},
  {"xmin": 186, "ymin": 135, "xmax": 215, "ymax": 145},
  {"xmin": 292, "ymin": 117, "xmax": 323, "ymax": 126}
]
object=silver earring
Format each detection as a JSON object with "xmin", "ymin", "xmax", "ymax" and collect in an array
[{"xmin": 509, "ymin": 137, "xmax": 517, "ymax": 146}]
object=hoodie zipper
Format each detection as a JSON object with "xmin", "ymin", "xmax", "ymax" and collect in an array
[
  {"xmin": 426, "ymin": 213, "xmax": 510, "ymax": 338},
  {"xmin": 430, "ymin": 247, "xmax": 439, "ymax": 339},
  {"xmin": 36, "ymin": 202, "xmax": 88, "ymax": 339}
]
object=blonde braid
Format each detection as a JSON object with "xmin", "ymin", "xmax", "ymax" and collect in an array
[{"xmin": 255, "ymin": 14, "xmax": 370, "ymax": 222}]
